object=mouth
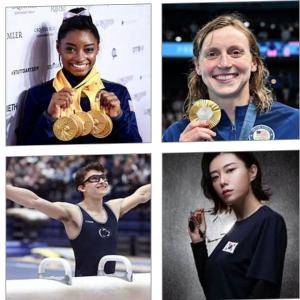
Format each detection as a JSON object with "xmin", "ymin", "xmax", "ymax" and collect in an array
[
  {"xmin": 71, "ymin": 63, "xmax": 89, "ymax": 71},
  {"xmin": 212, "ymin": 73, "xmax": 238, "ymax": 82},
  {"xmin": 222, "ymin": 189, "xmax": 233, "ymax": 197},
  {"xmin": 96, "ymin": 184, "xmax": 107, "ymax": 189}
]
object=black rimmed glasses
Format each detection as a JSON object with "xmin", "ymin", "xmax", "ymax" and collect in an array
[{"xmin": 81, "ymin": 174, "xmax": 107, "ymax": 185}]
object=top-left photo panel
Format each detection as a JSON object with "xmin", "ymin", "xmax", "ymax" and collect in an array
[{"xmin": 6, "ymin": 5, "xmax": 151, "ymax": 145}]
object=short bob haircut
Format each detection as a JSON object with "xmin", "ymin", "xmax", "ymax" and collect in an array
[
  {"xmin": 74, "ymin": 162, "xmax": 106, "ymax": 189},
  {"xmin": 201, "ymin": 152, "xmax": 270, "ymax": 214}
]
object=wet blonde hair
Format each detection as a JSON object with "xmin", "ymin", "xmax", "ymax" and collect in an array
[{"xmin": 184, "ymin": 14, "xmax": 273, "ymax": 115}]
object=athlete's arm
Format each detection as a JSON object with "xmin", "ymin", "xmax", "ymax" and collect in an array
[
  {"xmin": 6, "ymin": 185, "xmax": 72, "ymax": 222},
  {"xmin": 107, "ymin": 184, "xmax": 151, "ymax": 219},
  {"xmin": 120, "ymin": 184, "xmax": 151, "ymax": 217}
]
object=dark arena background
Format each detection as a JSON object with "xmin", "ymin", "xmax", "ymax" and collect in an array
[
  {"xmin": 162, "ymin": 1, "xmax": 299, "ymax": 133},
  {"xmin": 6, "ymin": 154, "xmax": 151, "ymax": 279}
]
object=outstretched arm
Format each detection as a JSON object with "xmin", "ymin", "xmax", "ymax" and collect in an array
[
  {"xmin": 117, "ymin": 184, "xmax": 151, "ymax": 218},
  {"xmin": 6, "ymin": 185, "xmax": 72, "ymax": 222}
]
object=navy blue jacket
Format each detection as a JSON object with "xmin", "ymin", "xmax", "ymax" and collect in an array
[
  {"xmin": 16, "ymin": 78, "xmax": 142, "ymax": 145},
  {"xmin": 163, "ymin": 102, "xmax": 299, "ymax": 141}
]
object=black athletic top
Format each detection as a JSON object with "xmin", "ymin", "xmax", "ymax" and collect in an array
[
  {"xmin": 191, "ymin": 206, "xmax": 287, "ymax": 299},
  {"xmin": 70, "ymin": 203, "xmax": 118, "ymax": 277}
]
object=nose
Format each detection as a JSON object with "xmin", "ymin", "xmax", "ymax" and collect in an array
[
  {"xmin": 74, "ymin": 49, "xmax": 86, "ymax": 61},
  {"xmin": 217, "ymin": 52, "xmax": 232, "ymax": 68},
  {"xmin": 219, "ymin": 173, "xmax": 228, "ymax": 187}
]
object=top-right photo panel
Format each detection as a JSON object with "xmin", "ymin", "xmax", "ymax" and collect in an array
[{"xmin": 162, "ymin": 1, "xmax": 299, "ymax": 142}]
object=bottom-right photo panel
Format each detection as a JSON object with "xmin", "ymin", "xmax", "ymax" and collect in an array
[{"xmin": 163, "ymin": 151, "xmax": 299, "ymax": 300}]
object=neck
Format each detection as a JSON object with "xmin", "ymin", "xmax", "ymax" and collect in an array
[
  {"xmin": 62, "ymin": 68, "xmax": 90, "ymax": 88},
  {"xmin": 211, "ymin": 90, "xmax": 251, "ymax": 123},
  {"xmin": 231, "ymin": 193, "xmax": 262, "ymax": 221},
  {"xmin": 80, "ymin": 195, "xmax": 104, "ymax": 211}
]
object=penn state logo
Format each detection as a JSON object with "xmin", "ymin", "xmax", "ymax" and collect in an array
[
  {"xmin": 222, "ymin": 241, "xmax": 238, "ymax": 254},
  {"xmin": 99, "ymin": 227, "xmax": 111, "ymax": 238},
  {"xmin": 249, "ymin": 125, "xmax": 275, "ymax": 141}
]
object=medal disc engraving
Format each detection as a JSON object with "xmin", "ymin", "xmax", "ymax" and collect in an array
[
  {"xmin": 88, "ymin": 110, "xmax": 107, "ymax": 134},
  {"xmin": 75, "ymin": 111, "xmax": 94, "ymax": 136},
  {"xmin": 92, "ymin": 114, "xmax": 113, "ymax": 138},
  {"xmin": 53, "ymin": 116, "xmax": 78, "ymax": 141},
  {"xmin": 189, "ymin": 99, "xmax": 221, "ymax": 129}
]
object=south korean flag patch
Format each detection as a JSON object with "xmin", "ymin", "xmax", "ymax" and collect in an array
[{"xmin": 222, "ymin": 241, "xmax": 238, "ymax": 254}]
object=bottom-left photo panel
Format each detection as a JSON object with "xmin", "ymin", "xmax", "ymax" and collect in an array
[{"xmin": 6, "ymin": 154, "xmax": 151, "ymax": 299}]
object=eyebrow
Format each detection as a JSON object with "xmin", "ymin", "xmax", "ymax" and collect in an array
[
  {"xmin": 64, "ymin": 42, "xmax": 95, "ymax": 47},
  {"xmin": 204, "ymin": 45, "xmax": 245, "ymax": 52},
  {"xmin": 209, "ymin": 162, "xmax": 238, "ymax": 175}
]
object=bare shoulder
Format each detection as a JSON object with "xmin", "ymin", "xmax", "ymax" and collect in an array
[
  {"xmin": 53, "ymin": 202, "xmax": 81, "ymax": 223},
  {"xmin": 105, "ymin": 199, "xmax": 123, "ymax": 220}
]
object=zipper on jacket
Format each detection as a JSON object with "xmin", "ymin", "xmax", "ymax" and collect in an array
[{"xmin": 231, "ymin": 124, "xmax": 237, "ymax": 140}]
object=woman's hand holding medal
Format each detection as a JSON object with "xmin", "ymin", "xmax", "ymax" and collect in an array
[
  {"xmin": 47, "ymin": 88, "xmax": 75, "ymax": 119},
  {"xmin": 96, "ymin": 90, "xmax": 122, "ymax": 118},
  {"xmin": 188, "ymin": 208, "xmax": 207, "ymax": 243},
  {"xmin": 179, "ymin": 120, "xmax": 216, "ymax": 141},
  {"xmin": 51, "ymin": 88, "xmax": 115, "ymax": 141},
  {"xmin": 180, "ymin": 99, "xmax": 221, "ymax": 142}
]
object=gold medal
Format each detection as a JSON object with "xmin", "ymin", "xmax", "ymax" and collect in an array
[
  {"xmin": 189, "ymin": 99, "xmax": 221, "ymax": 129},
  {"xmin": 53, "ymin": 116, "xmax": 78, "ymax": 141},
  {"xmin": 71, "ymin": 113, "xmax": 85, "ymax": 138},
  {"xmin": 88, "ymin": 110, "xmax": 107, "ymax": 135},
  {"xmin": 75, "ymin": 111, "xmax": 94, "ymax": 136},
  {"xmin": 92, "ymin": 115, "xmax": 113, "ymax": 138}
]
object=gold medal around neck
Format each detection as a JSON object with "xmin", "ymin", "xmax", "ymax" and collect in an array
[
  {"xmin": 92, "ymin": 114, "xmax": 113, "ymax": 138},
  {"xmin": 88, "ymin": 110, "xmax": 108, "ymax": 135},
  {"xmin": 71, "ymin": 114, "xmax": 85, "ymax": 138},
  {"xmin": 75, "ymin": 111, "xmax": 94, "ymax": 136},
  {"xmin": 53, "ymin": 116, "xmax": 78, "ymax": 141},
  {"xmin": 189, "ymin": 99, "xmax": 221, "ymax": 129}
]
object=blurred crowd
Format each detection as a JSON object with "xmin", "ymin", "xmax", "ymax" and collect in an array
[
  {"xmin": 6, "ymin": 154, "xmax": 151, "ymax": 207},
  {"xmin": 163, "ymin": 19, "xmax": 298, "ymax": 43}
]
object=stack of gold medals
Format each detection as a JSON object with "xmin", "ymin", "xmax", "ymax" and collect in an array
[
  {"xmin": 188, "ymin": 99, "xmax": 221, "ymax": 129},
  {"xmin": 53, "ymin": 92, "xmax": 113, "ymax": 142}
]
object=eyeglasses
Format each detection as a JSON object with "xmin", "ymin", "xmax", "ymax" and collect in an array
[
  {"xmin": 63, "ymin": 9, "xmax": 91, "ymax": 21},
  {"xmin": 81, "ymin": 174, "xmax": 107, "ymax": 185}
]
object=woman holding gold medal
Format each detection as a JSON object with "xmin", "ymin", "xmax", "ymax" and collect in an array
[
  {"xmin": 163, "ymin": 14, "xmax": 299, "ymax": 142},
  {"xmin": 16, "ymin": 7, "xmax": 142, "ymax": 145}
]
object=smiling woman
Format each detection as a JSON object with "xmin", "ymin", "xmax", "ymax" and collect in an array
[
  {"xmin": 15, "ymin": 7, "xmax": 142, "ymax": 145},
  {"xmin": 162, "ymin": 14, "xmax": 299, "ymax": 142}
]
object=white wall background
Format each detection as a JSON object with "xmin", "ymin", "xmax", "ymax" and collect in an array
[{"xmin": 6, "ymin": 4, "xmax": 151, "ymax": 144}]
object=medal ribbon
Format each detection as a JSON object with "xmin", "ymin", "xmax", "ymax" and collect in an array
[
  {"xmin": 53, "ymin": 67, "xmax": 104, "ymax": 113},
  {"xmin": 238, "ymin": 102, "xmax": 257, "ymax": 140},
  {"xmin": 214, "ymin": 102, "xmax": 257, "ymax": 140}
]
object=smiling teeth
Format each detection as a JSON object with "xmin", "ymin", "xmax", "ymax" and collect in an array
[
  {"xmin": 214, "ymin": 74, "xmax": 235, "ymax": 80},
  {"xmin": 72, "ymin": 64, "xmax": 86, "ymax": 69}
]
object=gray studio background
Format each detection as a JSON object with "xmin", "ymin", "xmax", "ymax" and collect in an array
[{"xmin": 163, "ymin": 151, "xmax": 299, "ymax": 300}]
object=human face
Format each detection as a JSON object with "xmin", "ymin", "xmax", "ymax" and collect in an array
[
  {"xmin": 79, "ymin": 170, "xmax": 108, "ymax": 196},
  {"xmin": 195, "ymin": 26, "xmax": 257, "ymax": 103},
  {"xmin": 57, "ymin": 30, "xmax": 99, "ymax": 77},
  {"xmin": 209, "ymin": 153, "xmax": 257, "ymax": 207}
]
